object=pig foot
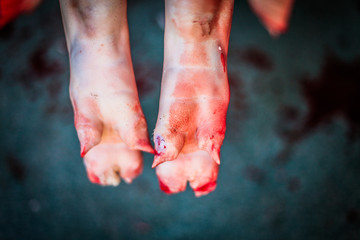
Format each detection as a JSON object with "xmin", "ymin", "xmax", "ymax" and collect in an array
[
  {"xmin": 0, "ymin": 0, "xmax": 42, "ymax": 28},
  {"xmin": 153, "ymin": 0, "xmax": 233, "ymax": 196},
  {"xmin": 60, "ymin": 0, "xmax": 153, "ymax": 185},
  {"xmin": 248, "ymin": 0, "xmax": 295, "ymax": 36}
]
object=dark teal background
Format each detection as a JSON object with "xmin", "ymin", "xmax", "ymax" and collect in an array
[{"xmin": 0, "ymin": 0, "xmax": 360, "ymax": 239}]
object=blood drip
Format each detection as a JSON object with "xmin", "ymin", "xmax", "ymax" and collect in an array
[
  {"xmin": 220, "ymin": 52, "xmax": 226, "ymax": 72},
  {"xmin": 194, "ymin": 181, "xmax": 217, "ymax": 193}
]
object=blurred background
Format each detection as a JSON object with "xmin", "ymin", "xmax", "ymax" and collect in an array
[{"xmin": 0, "ymin": 0, "xmax": 359, "ymax": 239}]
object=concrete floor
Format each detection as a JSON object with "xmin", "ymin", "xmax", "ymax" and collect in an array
[{"xmin": 0, "ymin": 0, "xmax": 360, "ymax": 239}]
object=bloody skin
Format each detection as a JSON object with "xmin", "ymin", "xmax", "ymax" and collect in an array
[
  {"xmin": 60, "ymin": 0, "xmax": 154, "ymax": 186},
  {"xmin": 153, "ymin": 0, "xmax": 233, "ymax": 197},
  {"xmin": 248, "ymin": 0, "xmax": 294, "ymax": 36}
]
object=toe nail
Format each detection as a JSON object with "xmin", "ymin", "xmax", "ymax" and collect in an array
[
  {"xmin": 152, "ymin": 154, "xmax": 166, "ymax": 168},
  {"xmin": 135, "ymin": 139, "xmax": 155, "ymax": 154},
  {"xmin": 123, "ymin": 177, "xmax": 133, "ymax": 184},
  {"xmin": 211, "ymin": 149, "xmax": 221, "ymax": 165}
]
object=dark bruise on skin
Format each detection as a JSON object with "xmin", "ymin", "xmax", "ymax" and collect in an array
[
  {"xmin": 6, "ymin": 154, "xmax": 26, "ymax": 181},
  {"xmin": 274, "ymin": 53, "xmax": 360, "ymax": 165},
  {"xmin": 236, "ymin": 48, "xmax": 273, "ymax": 71}
]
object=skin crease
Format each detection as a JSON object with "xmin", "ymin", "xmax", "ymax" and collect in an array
[{"xmin": 56, "ymin": 0, "xmax": 294, "ymax": 196}]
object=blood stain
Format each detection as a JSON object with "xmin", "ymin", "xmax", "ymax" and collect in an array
[
  {"xmin": 288, "ymin": 177, "xmax": 301, "ymax": 193},
  {"xmin": 133, "ymin": 62, "xmax": 161, "ymax": 97},
  {"xmin": 30, "ymin": 45, "xmax": 63, "ymax": 78},
  {"xmin": 220, "ymin": 52, "xmax": 226, "ymax": 72},
  {"xmin": 158, "ymin": 178, "xmax": 172, "ymax": 194},
  {"xmin": 244, "ymin": 165, "xmax": 265, "ymax": 184},
  {"xmin": 275, "ymin": 53, "xmax": 360, "ymax": 164},
  {"xmin": 87, "ymin": 171, "xmax": 100, "ymax": 184},
  {"xmin": 235, "ymin": 47, "xmax": 273, "ymax": 71},
  {"xmin": 0, "ymin": 22, "xmax": 15, "ymax": 40},
  {"xmin": 46, "ymin": 79, "xmax": 62, "ymax": 97},
  {"xmin": 301, "ymin": 54, "xmax": 360, "ymax": 137},
  {"xmin": 280, "ymin": 106, "xmax": 300, "ymax": 122},
  {"xmin": 6, "ymin": 154, "xmax": 25, "ymax": 181},
  {"xmin": 346, "ymin": 209, "xmax": 359, "ymax": 223},
  {"xmin": 228, "ymin": 74, "xmax": 247, "ymax": 112},
  {"xmin": 194, "ymin": 181, "xmax": 217, "ymax": 193}
]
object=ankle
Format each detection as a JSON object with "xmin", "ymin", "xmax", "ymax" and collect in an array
[
  {"xmin": 69, "ymin": 36, "xmax": 131, "ymax": 65},
  {"xmin": 164, "ymin": 40, "xmax": 227, "ymax": 71}
]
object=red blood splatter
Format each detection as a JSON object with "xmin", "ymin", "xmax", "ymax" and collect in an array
[
  {"xmin": 30, "ymin": 45, "xmax": 63, "ymax": 78},
  {"xmin": 87, "ymin": 171, "xmax": 100, "ymax": 184},
  {"xmin": 301, "ymin": 54, "xmax": 360, "ymax": 138},
  {"xmin": 158, "ymin": 178, "xmax": 172, "ymax": 194},
  {"xmin": 220, "ymin": 52, "xmax": 226, "ymax": 72},
  {"xmin": 46, "ymin": 78, "xmax": 62, "ymax": 97},
  {"xmin": 288, "ymin": 177, "xmax": 301, "ymax": 193},
  {"xmin": 281, "ymin": 53, "xmax": 360, "ymax": 143},
  {"xmin": 16, "ymin": 42, "xmax": 64, "ymax": 93},
  {"xmin": 244, "ymin": 165, "xmax": 265, "ymax": 184},
  {"xmin": 5, "ymin": 154, "xmax": 25, "ymax": 181},
  {"xmin": 133, "ymin": 62, "xmax": 161, "ymax": 97},
  {"xmin": 275, "ymin": 53, "xmax": 360, "ymax": 164},
  {"xmin": 233, "ymin": 48, "xmax": 273, "ymax": 71},
  {"xmin": 346, "ymin": 209, "xmax": 359, "ymax": 223},
  {"xmin": 194, "ymin": 181, "xmax": 217, "ymax": 193},
  {"xmin": 228, "ymin": 74, "xmax": 247, "ymax": 112}
]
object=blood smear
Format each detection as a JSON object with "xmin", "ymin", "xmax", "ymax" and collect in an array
[
  {"xmin": 87, "ymin": 171, "xmax": 100, "ymax": 184},
  {"xmin": 194, "ymin": 181, "xmax": 217, "ymax": 193},
  {"xmin": 220, "ymin": 52, "xmax": 226, "ymax": 72},
  {"xmin": 158, "ymin": 178, "xmax": 172, "ymax": 194}
]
